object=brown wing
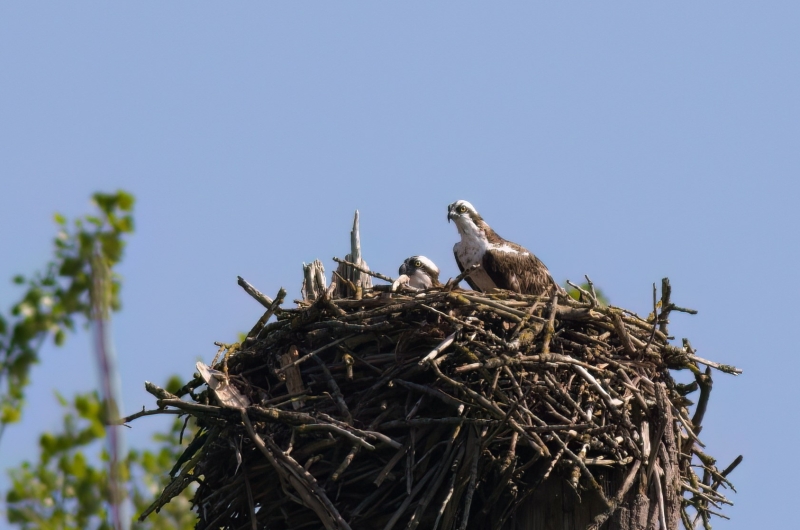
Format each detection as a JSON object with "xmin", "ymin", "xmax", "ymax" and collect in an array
[
  {"xmin": 482, "ymin": 249, "xmax": 559, "ymax": 296},
  {"xmin": 453, "ymin": 248, "xmax": 481, "ymax": 291}
]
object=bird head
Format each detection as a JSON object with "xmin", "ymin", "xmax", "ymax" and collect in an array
[
  {"xmin": 399, "ymin": 255, "xmax": 440, "ymax": 289},
  {"xmin": 447, "ymin": 200, "xmax": 484, "ymax": 231}
]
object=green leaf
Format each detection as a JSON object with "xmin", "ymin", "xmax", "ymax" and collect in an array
[
  {"xmin": 99, "ymin": 233, "xmax": 123, "ymax": 264},
  {"xmin": 116, "ymin": 190, "xmax": 135, "ymax": 212},
  {"xmin": 113, "ymin": 215, "xmax": 134, "ymax": 233},
  {"xmin": 58, "ymin": 257, "xmax": 84, "ymax": 277},
  {"xmin": 2, "ymin": 190, "xmax": 136, "ymax": 449},
  {"xmin": 1, "ymin": 404, "xmax": 21, "ymax": 423}
]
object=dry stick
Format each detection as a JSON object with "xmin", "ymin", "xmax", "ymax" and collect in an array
[
  {"xmin": 393, "ymin": 379, "xmax": 466, "ymax": 410},
  {"xmin": 381, "ymin": 461, "xmax": 440, "ymax": 530},
  {"xmin": 458, "ymin": 433, "xmax": 481, "ymax": 530},
  {"xmin": 584, "ymin": 274, "xmax": 600, "ymax": 303},
  {"xmin": 526, "ymin": 409, "xmax": 611, "ymax": 508},
  {"xmin": 419, "ymin": 331, "xmax": 458, "ymax": 365},
  {"xmin": 459, "ymin": 293, "xmax": 545, "ymax": 322},
  {"xmin": 157, "ymin": 398, "xmax": 223, "ymax": 416},
  {"xmin": 295, "ymin": 424, "xmax": 375, "ymax": 450},
  {"xmin": 332, "ymin": 257, "xmax": 394, "ymax": 283},
  {"xmin": 240, "ymin": 410, "xmax": 352, "ymax": 530},
  {"xmin": 380, "ymin": 418, "xmax": 494, "ymax": 429},
  {"xmin": 138, "ymin": 426, "xmax": 220, "ymax": 521},
  {"xmin": 331, "ymin": 445, "xmax": 360, "ymax": 482},
  {"xmin": 713, "ymin": 455, "xmax": 743, "ymax": 491},
  {"xmin": 332, "ymin": 409, "xmax": 400, "ymax": 482},
  {"xmin": 572, "ymin": 365, "xmax": 633, "ymax": 431},
  {"xmin": 658, "ymin": 277, "xmax": 672, "ymax": 336},
  {"xmin": 564, "ymin": 278, "xmax": 590, "ymax": 298},
  {"xmin": 672, "ymin": 404, "xmax": 704, "ymax": 447},
  {"xmin": 316, "ymin": 412, "xmax": 402, "ymax": 449},
  {"xmin": 374, "ymin": 438, "xmax": 412, "ymax": 487},
  {"xmin": 586, "ymin": 459, "xmax": 642, "ymax": 530},
  {"xmin": 429, "ymin": 360, "xmax": 547, "ymax": 457},
  {"xmin": 406, "ymin": 459, "xmax": 453, "ymax": 529},
  {"xmin": 692, "ymin": 367, "xmax": 713, "ymax": 431},
  {"xmin": 313, "ymin": 356, "xmax": 353, "ymax": 425},
  {"xmin": 542, "ymin": 373, "xmax": 593, "ymax": 424},
  {"xmin": 617, "ymin": 370, "xmax": 649, "ymax": 412},
  {"xmin": 647, "ymin": 386, "xmax": 670, "ymax": 484},
  {"xmin": 611, "ymin": 311, "xmax": 637, "ymax": 357},
  {"xmin": 432, "ymin": 466, "xmax": 460, "ymax": 530},
  {"xmin": 419, "ymin": 303, "xmax": 511, "ymax": 348},
  {"xmin": 509, "ymin": 298, "xmax": 544, "ymax": 341},
  {"xmin": 654, "ymin": 468, "xmax": 669, "ymax": 530},
  {"xmin": 642, "ymin": 282, "xmax": 659, "ymax": 355},
  {"xmin": 333, "ymin": 270, "xmax": 357, "ymax": 295},
  {"xmin": 237, "ymin": 275, "xmax": 274, "ymax": 308},
  {"xmin": 243, "ymin": 466, "xmax": 258, "ymax": 530},
  {"xmin": 447, "ymin": 263, "xmax": 481, "ymax": 288},
  {"xmin": 113, "ymin": 406, "xmax": 183, "ymax": 425},
  {"xmin": 691, "ymin": 455, "xmax": 743, "ymax": 528},
  {"xmin": 685, "ymin": 353, "xmax": 742, "ymax": 376},
  {"xmin": 145, "ymin": 381, "xmax": 177, "ymax": 400},
  {"xmin": 275, "ymin": 335, "xmax": 355, "ymax": 374},
  {"xmin": 541, "ymin": 289, "xmax": 559, "ymax": 354},
  {"xmin": 254, "ymin": 288, "xmax": 288, "ymax": 341},
  {"xmin": 541, "ymin": 446, "xmax": 566, "ymax": 482}
]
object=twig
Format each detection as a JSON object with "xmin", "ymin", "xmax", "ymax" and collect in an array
[
  {"xmin": 419, "ymin": 331, "xmax": 458, "ymax": 365},
  {"xmin": 448, "ymin": 263, "xmax": 481, "ymax": 288},
  {"xmin": 275, "ymin": 335, "xmax": 355, "ymax": 374},
  {"xmin": 332, "ymin": 257, "xmax": 394, "ymax": 283},
  {"xmin": 586, "ymin": 459, "xmax": 642, "ymax": 530},
  {"xmin": 692, "ymin": 366, "xmax": 713, "ymax": 431},
  {"xmin": 240, "ymin": 410, "xmax": 352, "ymax": 530},
  {"xmin": 112, "ymin": 406, "xmax": 183, "ymax": 425},
  {"xmin": 686, "ymin": 353, "xmax": 742, "ymax": 375},
  {"xmin": 237, "ymin": 276, "xmax": 274, "ymax": 308},
  {"xmin": 541, "ymin": 289, "xmax": 559, "ymax": 354}
]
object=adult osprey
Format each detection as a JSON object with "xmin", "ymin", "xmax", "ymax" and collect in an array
[
  {"xmin": 398, "ymin": 255, "xmax": 441, "ymax": 289},
  {"xmin": 447, "ymin": 200, "xmax": 560, "ymax": 296}
]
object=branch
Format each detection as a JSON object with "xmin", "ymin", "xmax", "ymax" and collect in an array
[
  {"xmin": 332, "ymin": 257, "xmax": 394, "ymax": 283},
  {"xmin": 237, "ymin": 276, "xmax": 273, "ymax": 308}
]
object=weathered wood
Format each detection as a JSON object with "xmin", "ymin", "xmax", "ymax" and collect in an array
[
  {"xmin": 302, "ymin": 259, "xmax": 327, "ymax": 301},
  {"xmin": 335, "ymin": 210, "xmax": 372, "ymax": 299}
]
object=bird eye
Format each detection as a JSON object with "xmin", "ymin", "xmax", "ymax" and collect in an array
[
  {"xmin": 414, "ymin": 260, "xmax": 422, "ymax": 267},
  {"xmin": 457, "ymin": 205, "xmax": 467, "ymax": 213}
]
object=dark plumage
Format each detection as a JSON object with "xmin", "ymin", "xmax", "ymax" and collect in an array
[{"xmin": 447, "ymin": 200, "xmax": 560, "ymax": 296}]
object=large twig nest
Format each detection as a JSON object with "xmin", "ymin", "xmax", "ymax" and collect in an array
[{"xmin": 134, "ymin": 276, "xmax": 740, "ymax": 530}]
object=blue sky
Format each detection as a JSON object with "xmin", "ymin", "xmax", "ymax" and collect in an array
[{"xmin": 1, "ymin": 3, "xmax": 799, "ymax": 528}]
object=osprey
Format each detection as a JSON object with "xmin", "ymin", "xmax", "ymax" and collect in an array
[
  {"xmin": 447, "ymin": 200, "xmax": 560, "ymax": 296},
  {"xmin": 398, "ymin": 255, "xmax": 441, "ymax": 289}
]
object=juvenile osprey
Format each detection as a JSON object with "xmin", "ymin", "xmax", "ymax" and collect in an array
[
  {"xmin": 447, "ymin": 200, "xmax": 560, "ymax": 296},
  {"xmin": 398, "ymin": 256, "xmax": 441, "ymax": 289}
]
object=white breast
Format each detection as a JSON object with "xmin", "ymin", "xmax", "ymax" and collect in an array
[
  {"xmin": 454, "ymin": 237, "xmax": 497, "ymax": 291},
  {"xmin": 408, "ymin": 270, "xmax": 434, "ymax": 289}
]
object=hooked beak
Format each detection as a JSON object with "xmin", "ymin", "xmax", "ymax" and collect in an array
[
  {"xmin": 398, "ymin": 262, "xmax": 409, "ymax": 276},
  {"xmin": 447, "ymin": 207, "xmax": 452, "ymax": 223}
]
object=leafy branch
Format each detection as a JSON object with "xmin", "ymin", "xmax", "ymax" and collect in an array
[
  {"xmin": 6, "ymin": 379, "xmax": 199, "ymax": 530},
  {"xmin": 0, "ymin": 191, "xmax": 134, "ymax": 439}
]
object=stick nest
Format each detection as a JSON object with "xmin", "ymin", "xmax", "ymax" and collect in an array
[{"xmin": 135, "ymin": 277, "xmax": 741, "ymax": 530}]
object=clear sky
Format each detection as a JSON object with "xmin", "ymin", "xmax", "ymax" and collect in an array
[{"xmin": 1, "ymin": 2, "xmax": 798, "ymax": 528}]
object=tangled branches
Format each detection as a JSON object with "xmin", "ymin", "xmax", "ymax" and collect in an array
[{"xmin": 129, "ymin": 276, "xmax": 740, "ymax": 530}]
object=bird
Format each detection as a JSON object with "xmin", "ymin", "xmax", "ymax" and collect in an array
[
  {"xmin": 447, "ymin": 200, "xmax": 561, "ymax": 296},
  {"xmin": 397, "ymin": 255, "xmax": 441, "ymax": 289}
]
